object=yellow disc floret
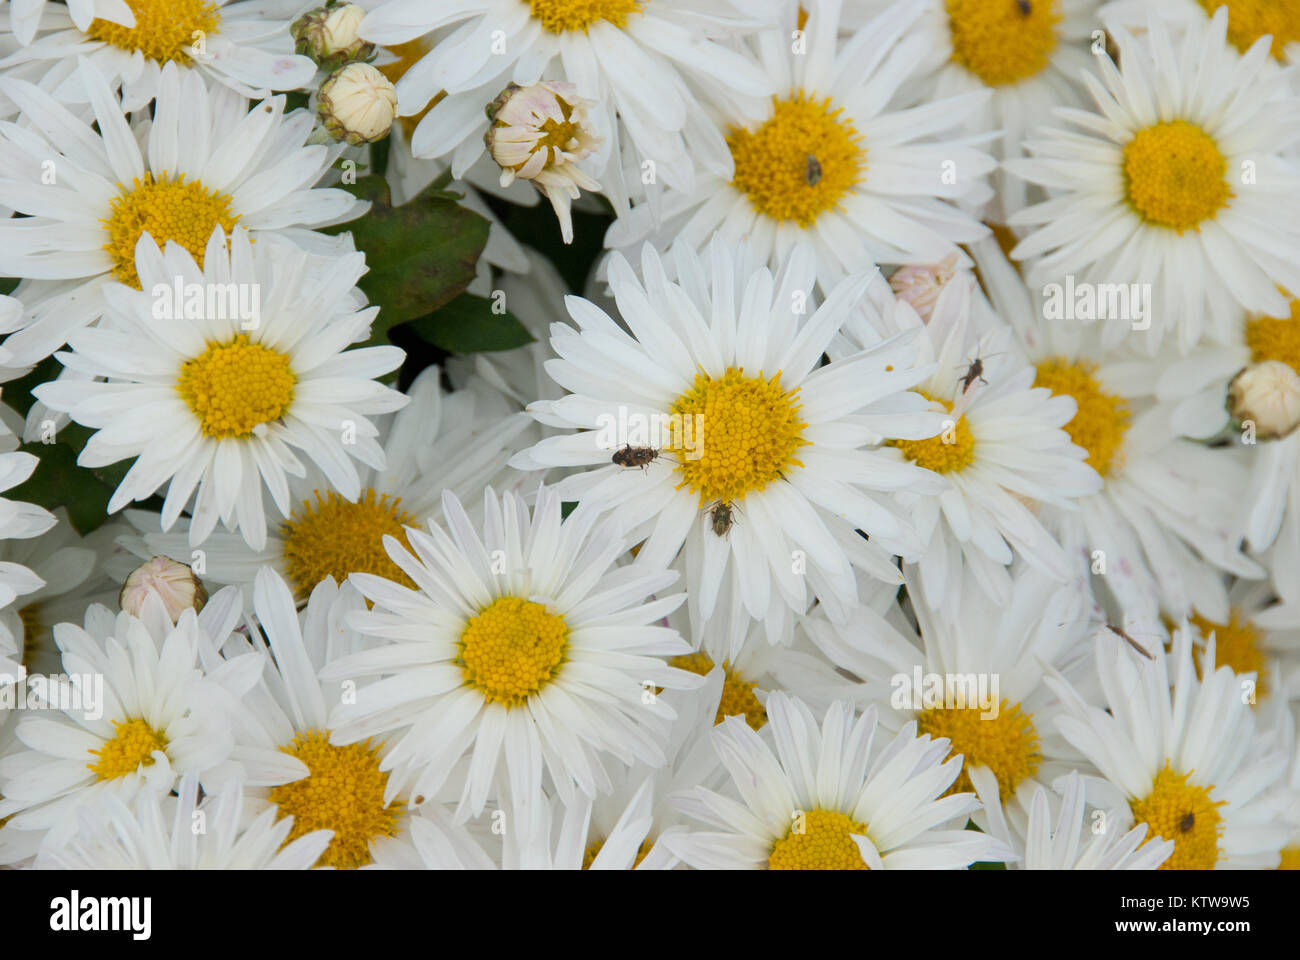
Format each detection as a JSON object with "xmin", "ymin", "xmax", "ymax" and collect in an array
[
  {"xmin": 1198, "ymin": 0, "xmax": 1300, "ymax": 60},
  {"xmin": 1033, "ymin": 358, "xmax": 1131, "ymax": 477},
  {"xmin": 669, "ymin": 651, "xmax": 767, "ymax": 729},
  {"xmin": 459, "ymin": 596, "xmax": 569, "ymax": 707},
  {"xmin": 667, "ymin": 368, "xmax": 808, "ymax": 506},
  {"xmin": 1122, "ymin": 121, "xmax": 1232, "ymax": 233},
  {"xmin": 945, "ymin": 0, "xmax": 1061, "ymax": 87},
  {"xmin": 768, "ymin": 809, "xmax": 870, "ymax": 870},
  {"xmin": 1245, "ymin": 299, "xmax": 1300, "ymax": 374},
  {"xmin": 86, "ymin": 0, "xmax": 220, "ymax": 65},
  {"xmin": 528, "ymin": 0, "xmax": 641, "ymax": 33},
  {"xmin": 727, "ymin": 93, "xmax": 864, "ymax": 228},
  {"xmin": 917, "ymin": 700, "xmax": 1041, "ymax": 798},
  {"xmin": 1189, "ymin": 608, "xmax": 1267, "ymax": 698},
  {"xmin": 280, "ymin": 489, "xmax": 418, "ymax": 598},
  {"xmin": 103, "ymin": 173, "xmax": 240, "ymax": 288},
  {"xmin": 1130, "ymin": 762, "xmax": 1224, "ymax": 870},
  {"xmin": 176, "ymin": 334, "xmax": 296, "ymax": 439},
  {"xmin": 1279, "ymin": 846, "xmax": 1300, "ymax": 869},
  {"xmin": 892, "ymin": 392, "xmax": 976, "ymax": 473},
  {"xmin": 88, "ymin": 718, "xmax": 168, "ymax": 781},
  {"xmin": 269, "ymin": 729, "xmax": 403, "ymax": 870}
]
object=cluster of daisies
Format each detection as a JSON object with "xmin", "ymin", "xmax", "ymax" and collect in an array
[{"xmin": 0, "ymin": 0, "xmax": 1296, "ymax": 873}]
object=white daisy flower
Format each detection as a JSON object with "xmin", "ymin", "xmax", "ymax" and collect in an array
[
  {"xmin": 1005, "ymin": 9, "xmax": 1300, "ymax": 352},
  {"xmin": 120, "ymin": 365, "xmax": 533, "ymax": 603},
  {"xmin": 804, "ymin": 563, "xmax": 1103, "ymax": 853},
  {"xmin": 971, "ymin": 235, "xmax": 1265, "ymax": 622},
  {"xmin": 1020, "ymin": 769, "xmax": 1174, "ymax": 869},
  {"xmin": 665, "ymin": 692, "xmax": 1013, "ymax": 869},
  {"xmin": 605, "ymin": 0, "xmax": 998, "ymax": 290},
  {"xmin": 0, "ymin": 596, "xmax": 247, "ymax": 861},
  {"xmin": 320, "ymin": 483, "xmax": 704, "ymax": 821},
  {"xmin": 1102, "ymin": 0, "xmax": 1300, "ymax": 67},
  {"xmin": 0, "ymin": 59, "xmax": 364, "ymax": 370},
  {"xmin": 510, "ymin": 239, "xmax": 949, "ymax": 638},
  {"xmin": 832, "ymin": 261, "xmax": 1101, "ymax": 609},
  {"xmin": 1047, "ymin": 624, "xmax": 1292, "ymax": 868},
  {"xmin": 849, "ymin": 0, "xmax": 1105, "ymax": 221},
  {"xmin": 356, "ymin": 0, "xmax": 774, "ymax": 212},
  {"xmin": 0, "ymin": 0, "xmax": 316, "ymax": 110},
  {"xmin": 33, "ymin": 771, "xmax": 334, "ymax": 869},
  {"xmin": 33, "ymin": 227, "xmax": 409, "ymax": 552}
]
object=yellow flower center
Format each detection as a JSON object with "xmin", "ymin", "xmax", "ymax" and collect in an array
[
  {"xmin": 669, "ymin": 651, "xmax": 767, "ymax": 729},
  {"xmin": 1278, "ymin": 846, "xmax": 1300, "ymax": 869},
  {"xmin": 1130, "ymin": 762, "xmax": 1224, "ymax": 870},
  {"xmin": 280, "ymin": 489, "xmax": 417, "ymax": 599},
  {"xmin": 727, "ymin": 93, "xmax": 864, "ymax": 228},
  {"xmin": 1033, "ymin": 358, "xmax": 1131, "ymax": 477},
  {"xmin": 666, "ymin": 368, "xmax": 808, "ymax": 506},
  {"xmin": 945, "ymin": 0, "xmax": 1061, "ymax": 87},
  {"xmin": 892, "ymin": 392, "xmax": 976, "ymax": 473},
  {"xmin": 176, "ymin": 334, "xmax": 296, "ymax": 440},
  {"xmin": 86, "ymin": 0, "xmax": 220, "ymax": 64},
  {"xmin": 527, "ymin": 0, "xmax": 642, "ymax": 33},
  {"xmin": 378, "ymin": 38, "xmax": 444, "ymax": 138},
  {"xmin": 1198, "ymin": 0, "xmax": 1300, "ymax": 60},
  {"xmin": 268, "ymin": 729, "xmax": 403, "ymax": 870},
  {"xmin": 916, "ymin": 701, "xmax": 1041, "ymax": 798},
  {"xmin": 582, "ymin": 836, "xmax": 655, "ymax": 869},
  {"xmin": 103, "ymin": 173, "xmax": 240, "ymax": 289},
  {"xmin": 768, "ymin": 808, "xmax": 870, "ymax": 870},
  {"xmin": 1245, "ymin": 299, "xmax": 1300, "ymax": 374},
  {"xmin": 88, "ymin": 718, "xmax": 169, "ymax": 781},
  {"xmin": 1122, "ymin": 121, "xmax": 1232, "ymax": 233},
  {"xmin": 1189, "ymin": 608, "xmax": 1267, "ymax": 698},
  {"xmin": 458, "ymin": 596, "xmax": 569, "ymax": 707}
]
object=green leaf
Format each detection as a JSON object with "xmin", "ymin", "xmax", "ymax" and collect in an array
[
  {"xmin": 9, "ymin": 441, "xmax": 115, "ymax": 536},
  {"xmin": 407, "ymin": 292, "xmax": 533, "ymax": 355},
  {"xmin": 321, "ymin": 176, "xmax": 489, "ymax": 343}
]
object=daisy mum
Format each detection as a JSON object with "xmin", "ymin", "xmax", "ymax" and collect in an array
[
  {"xmin": 0, "ymin": 595, "xmax": 241, "ymax": 861},
  {"xmin": 665, "ymin": 693, "xmax": 1013, "ymax": 869},
  {"xmin": 1005, "ymin": 9, "xmax": 1300, "ymax": 352},
  {"xmin": 0, "ymin": 0, "xmax": 316, "ymax": 109},
  {"xmin": 972, "ymin": 235, "xmax": 1265, "ymax": 622},
  {"xmin": 606, "ymin": 0, "xmax": 998, "ymax": 289},
  {"xmin": 851, "ymin": 0, "xmax": 1104, "ymax": 221},
  {"xmin": 34, "ymin": 772, "xmax": 334, "ymax": 869},
  {"xmin": 0, "ymin": 59, "xmax": 364, "ymax": 370},
  {"xmin": 832, "ymin": 262, "xmax": 1101, "ymax": 609},
  {"xmin": 320, "ymin": 484, "xmax": 704, "ymax": 821},
  {"xmin": 357, "ymin": 0, "xmax": 774, "ymax": 209},
  {"xmin": 1047, "ymin": 624, "xmax": 1291, "ymax": 868},
  {"xmin": 33, "ymin": 227, "xmax": 409, "ymax": 552},
  {"xmin": 123, "ymin": 365, "xmax": 533, "ymax": 602},
  {"xmin": 511, "ymin": 239, "xmax": 949, "ymax": 639}
]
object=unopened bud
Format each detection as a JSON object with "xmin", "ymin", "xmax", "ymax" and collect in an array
[
  {"xmin": 120, "ymin": 556, "xmax": 207, "ymax": 621},
  {"xmin": 889, "ymin": 254, "xmax": 961, "ymax": 323},
  {"xmin": 1228, "ymin": 360, "xmax": 1300, "ymax": 440},
  {"xmin": 292, "ymin": 3, "xmax": 374, "ymax": 72},
  {"xmin": 317, "ymin": 62, "xmax": 397, "ymax": 145},
  {"xmin": 485, "ymin": 81, "xmax": 601, "ymax": 244}
]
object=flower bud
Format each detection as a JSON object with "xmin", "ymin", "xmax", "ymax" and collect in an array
[
  {"xmin": 120, "ymin": 556, "xmax": 207, "ymax": 621},
  {"xmin": 292, "ymin": 3, "xmax": 374, "ymax": 71},
  {"xmin": 889, "ymin": 254, "xmax": 961, "ymax": 323},
  {"xmin": 485, "ymin": 81, "xmax": 602, "ymax": 244},
  {"xmin": 1227, "ymin": 360, "xmax": 1300, "ymax": 441},
  {"xmin": 317, "ymin": 62, "xmax": 398, "ymax": 145}
]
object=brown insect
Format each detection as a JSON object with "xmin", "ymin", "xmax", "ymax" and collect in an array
[
  {"xmin": 709, "ymin": 501, "xmax": 735, "ymax": 537},
  {"xmin": 1106, "ymin": 623, "xmax": 1155, "ymax": 661},
  {"xmin": 1016, "ymin": 0, "xmax": 1032, "ymax": 15},
  {"xmin": 958, "ymin": 356, "xmax": 988, "ymax": 393},
  {"xmin": 1179, "ymin": 812, "xmax": 1195, "ymax": 833},
  {"xmin": 805, "ymin": 154, "xmax": 822, "ymax": 187},
  {"xmin": 612, "ymin": 444, "xmax": 659, "ymax": 469}
]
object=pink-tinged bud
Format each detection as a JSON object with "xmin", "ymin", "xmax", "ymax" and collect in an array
[
  {"xmin": 120, "ymin": 556, "xmax": 207, "ymax": 621},
  {"xmin": 889, "ymin": 254, "xmax": 961, "ymax": 323}
]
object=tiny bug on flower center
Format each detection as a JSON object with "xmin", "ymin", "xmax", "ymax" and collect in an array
[
  {"xmin": 709, "ymin": 501, "xmax": 736, "ymax": 537},
  {"xmin": 805, "ymin": 155, "xmax": 822, "ymax": 186},
  {"xmin": 612, "ymin": 444, "xmax": 660, "ymax": 469}
]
